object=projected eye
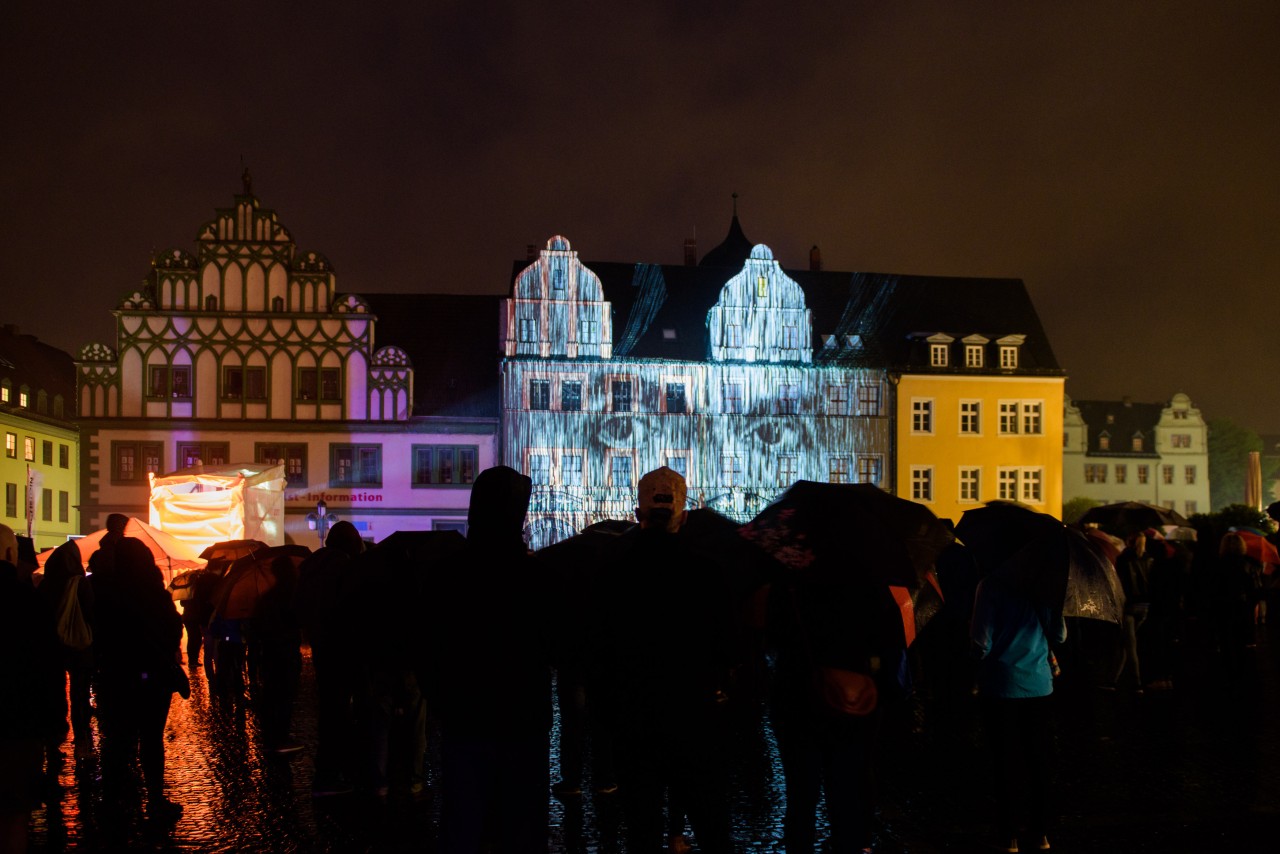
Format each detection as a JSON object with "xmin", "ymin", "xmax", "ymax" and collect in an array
[
  {"xmin": 754, "ymin": 421, "xmax": 783, "ymax": 445},
  {"xmin": 600, "ymin": 416, "xmax": 643, "ymax": 447}
]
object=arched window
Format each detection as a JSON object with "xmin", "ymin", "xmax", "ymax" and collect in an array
[
  {"xmin": 205, "ymin": 294, "xmax": 218, "ymax": 311},
  {"xmin": 272, "ymin": 296, "xmax": 285, "ymax": 312}
]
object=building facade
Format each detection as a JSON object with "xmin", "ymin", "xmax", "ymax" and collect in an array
[
  {"xmin": 1062, "ymin": 393, "xmax": 1210, "ymax": 517},
  {"xmin": 74, "ymin": 181, "xmax": 500, "ymax": 544},
  {"xmin": 0, "ymin": 325, "xmax": 80, "ymax": 551}
]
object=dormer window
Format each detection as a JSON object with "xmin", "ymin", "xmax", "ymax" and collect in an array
[
  {"xmin": 663, "ymin": 328, "xmax": 677, "ymax": 340},
  {"xmin": 965, "ymin": 345, "xmax": 984, "ymax": 368},
  {"xmin": 845, "ymin": 335, "xmax": 862, "ymax": 349},
  {"xmin": 1132, "ymin": 433, "xmax": 1144, "ymax": 452},
  {"xmin": 757, "ymin": 275, "xmax": 768, "ymax": 299},
  {"xmin": 1106, "ymin": 414, "xmax": 1116, "ymax": 425},
  {"xmin": 552, "ymin": 268, "xmax": 566, "ymax": 291},
  {"xmin": 999, "ymin": 345, "xmax": 1018, "ymax": 368},
  {"xmin": 18, "ymin": 388, "xmax": 29, "ymax": 408},
  {"xmin": 1099, "ymin": 432, "xmax": 1111, "ymax": 451},
  {"xmin": 930, "ymin": 344, "xmax": 949, "ymax": 367}
]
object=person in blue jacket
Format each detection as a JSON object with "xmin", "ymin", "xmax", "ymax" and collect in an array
[{"xmin": 971, "ymin": 571, "xmax": 1067, "ymax": 854}]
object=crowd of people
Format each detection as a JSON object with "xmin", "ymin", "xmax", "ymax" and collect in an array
[{"xmin": 0, "ymin": 478, "xmax": 1275, "ymax": 854}]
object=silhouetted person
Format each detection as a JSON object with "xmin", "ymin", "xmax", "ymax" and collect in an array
[
  {"xmin": 0, "ymin": 523, "xmax": 62, "ymax": 853},
  {"xmin": 90, "ymin": 536, "xmax": 184, "ymax": 823},
  {"xmin": 1111, "ymin": 531, "xmax": 1151, "ymax": 691},
  {"xmin": 38, "ymin": 541, "xmax": 95, "ymax": 750},
  {"xmin": 424, "ymin": 465, "xmax": 551, "ymax": 854},
  {"xmin": 971, "ymin": 571, "xmax": 1067, "ymax": 853},
  {"xmin": 1212, "ymin": 533, "xmax": 1261, "ymax": 680},
  {"xmin": 252, "ymin": 555, "xmax": 303, "ymax": 754},
  {"xmin": 295, "ymin": 521, "xmax": 365, "ymax": 796},
  {"xmin": 595, "ymin": 467, "xmax": 735, "ymax": 854}
]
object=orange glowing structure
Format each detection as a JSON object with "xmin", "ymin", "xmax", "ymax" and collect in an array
[{"xmin": 148, "ymin": 462, "xmax": 286, "ymax": 554}]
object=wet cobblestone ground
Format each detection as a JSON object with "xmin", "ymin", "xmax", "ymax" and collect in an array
[{"xmin": 26, "ymin": 618, "xmax": 1280, "ymax": 852}]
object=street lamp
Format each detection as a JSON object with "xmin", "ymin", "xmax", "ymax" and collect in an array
[{"xmin": 305, "ymin": 499, "xmax": 338, "ymax": 546}]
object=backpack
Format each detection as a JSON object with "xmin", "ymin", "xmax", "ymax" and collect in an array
[{"xmin": 56, "ymin": 576, "xmax": 93, "ymax": 651}]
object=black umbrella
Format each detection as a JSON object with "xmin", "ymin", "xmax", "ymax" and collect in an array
[
  {"xmin": 1078, "ymin": 501, "xmax": 1189, "ymax": 536},
  {"xmin": 199, "ymin": 539, "xmax": 268, "ymax": 562},
  {"xmin": 954, "ymin": 501, "xmax": 1064, "ymax": 576},
  {"xmin": 738, "ymin": 481, "xmax": 954, "ymax": 589}
]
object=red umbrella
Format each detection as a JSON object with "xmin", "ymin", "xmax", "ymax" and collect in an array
[
  {"xmin": 212, "ymin": 544, "xmax": 310, "ymax": 620},
  {"xmin": 888, "ymin": 571, "xmax": 945, "ymax": 647},
  {"xmin": 1235, "ymin": 530, "xmax": 1280, "ymax": 569}
]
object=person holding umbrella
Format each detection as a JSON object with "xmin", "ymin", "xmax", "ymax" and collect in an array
[{"xmin": 971, "ymin": 566, "xmax": 1067, "ymax": 853}]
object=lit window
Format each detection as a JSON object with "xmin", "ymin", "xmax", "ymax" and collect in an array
[
  {"xmin": 960, "ymin": 401, "xmax": 981, "ymax": 434},
  {"xmin": 23, "ymin": 437, "xmax": 34, "ymax": 461},
  {"xmin": 179, "ymin": 442, "xmax": 228, "ymax": 469},
  {"xmin": 19, "ymin": 390, "xmax": 29, "ymax": 407},
  {"xmin": 1000, "ymin": 346, "xmax": 1018, "ymax": 368},
  {"xmin": 856, "ymin": 456, "xmax": 882, "ymax": 484},
  {"xmin": 1162, "ymin": 465, "xmax": 1174, "ymax": 485},
  {"xmin": 1132, "ymin": 433, "xmax": 1144, "ymax": 452},
  {"xmin": 1171, "ymin": 434, "xmax": 1191, "ymax": 448},
  {"xmin": 1185, "ymin": 465, "xmax": 1196, "ymax": 484},
  {"xmin": 1115, "ymin": 465, "xmax": 1127, "ymax": 484},
  {"xmin": 330, "ymin": 444, "xmax": 381, "ymax": 487},
  {"xmin": 757, "ymin": 275, "xmax": 768, "ymax": 299},
  {"xmin": 1137, "ymin": 465, "xmax": 1149, "ymax": 484},
  {"xmin": 1084, "ymin": 464, "xmax": 1107, "ymax": 484},
  {"xmin": 0, "ymin": 383, "xmax": 8, "ymax": 403},
  {"xmin": 965, "ymin": 345, "xmax": 984, "ymax": 368},
  {"xmin": 911, "ymin": 467, "xmax": 933, "ymax": 502},
  {"xmin": 529, "ymin": 379, "xmax": 551, "ymax": 410},
  {"xmin": 912, "ymin": 399, "xmax": 933, "ymax": 433},
  {"xmin": 1099, "ymin": 433, "xmax": 1111, "ymax": 451},
  {"xmin": 412, "ymin": 445, "xmax": 478, "ymax": 487},
  {"xmin": 959, "ymin": 468, "xmax": 980, "ymax": 502},
  {"xmin": 930, "ymin": 344, "xmax": 948, "ymax": 367},
  {"xmin": 829, "ymin": 456, "xmax": 850, "ymax": 484},
  {"xmin": 4, "ymin": 433, "xmax": 14, "ymax": 459}
]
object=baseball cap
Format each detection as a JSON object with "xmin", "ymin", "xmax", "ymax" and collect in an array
[{"xmin": 638, "ymin": 466, "xmax": 687, "ymax": 516}]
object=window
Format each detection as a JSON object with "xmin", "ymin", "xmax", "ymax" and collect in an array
[
  {"xmin": 5, "ymin": 433, "xmax": 15, "ymax": 458},
  {"xmin": 828, "ymin": 383, "xmax": 850, "ymax": 415},
  {"xmin": 782, "ymin": 325, "xmax": 800, "ymax": 349},
  {"xmin": 551, "ymin": 268, "xmax": 566, "ymax": 290},
  {"xmin": 1115, "ymin": 464, "xmax": 1127, "ymax": 484},
  {"xmin": 36, "ymin": 391, "xmax": 47, "ymax": 414},
  {"xmin": 998, "ymin": 467, "xmax": 1043, "ymax": 502},
  {"xmin": 1173, "ymin": 410, "xmax": 1188, "ymax": 420},
  {"xmin": 298, "ymin": 367, "xmax": 341, "ymax": 402},
  {"xmin": 561, "ymin": 381, "xmax": 582, "ymax": 412},
  {"xmin": 58, "ymin": 490, "xmax": 69, "ymax": 523},
  {"xmin": 1137, "ymin": 465, "xmax": 1150, "ymax": 484},
  {"xmin": 776, "ymin": 383, "xmax": 799, "ymax": 415},
  {"xmin": 726, "ymin": 324, "xmax": 743, "ymax": 348},
  {"xmin": 959, "ymin": 467, "xmax": 981, "ymax": 502},
  {"xmin": 1098, "ymin": 433, "xmax": 1111, "ymax": 451},
  {"xmin": 1185, "ymin": 465, "xmax": 1196, "ymax": 485},
  {"xmin": 23, "ymin": 437, "xmax": 34, "ymax": 461},
  {"xmin": 18, "ymin": 390, "xmax": 29, "ymax": 407},
  {"xmin": 0, "ymin": 382, "xmax": 8, "ymax": 403},
  {"xmin": 1171, "ymin": 434, "xmax": 1192, "ymax": 448},
  {"xmin": 1085, "ymin": 464, "xmax": 1107, "ymax": 484},
  {"xmin": 999, "ymin": 469, "xmax": 1019, "ymax": 501},
  {"xmin": 999, "ymin": 402, "xmax": 1019, "ymax": 434},
  {"xmin": 911, "ymin": 399, "xmax": 933, "ymax": 433},
  {"xmin": 205, "ymin": 294, "xmax": 218, "ymax": 311},
  {"xmin": 722, "ymin": 454, "xmax": 743, "ymax": 487},
  {"xmin": 1185, "ymin": 500, "xmax": 1197, "ymax": 515},
  {"xmin": 999, "ymin": 400, "xmax": 1043, "ymax": 435},
  {"xmin": 53, "ymin": 395, "xmax": 63, "ymax": 418},
  {"xmin": 857, "ymin": 455, "xmax": 883, "ymax": 484},
  {"xmin": 665, "ymin": 453, "xmax": 689, "ymax": 481},
  {"xmin": 528, "ymin": 454, "xmax": 550, "ymax": 485},
  {"xmin": 665, "ymin": 382, "xmax": 687, "ymax": 414},
  {"xmin": 112, "ymin": 441, "xmax": 163, "ymax": 483},
  {"xmin": 960, "ymin": 401, "xmax": 981, "ymax": 434},
  {"xmin": 999, "ymin": 346, "xmax": 1018, "ymax": 368},
  {"xmin": 577, "ymin": 307, "xmax": 598, "ymax": 344},
  {"xmin": 411, "ymin": 445, "xmax": 478, "ymax": 486},
  {"xmin": 911, "ymin": 466, "xmax": 933, "ymax": 502},
  {"xmin": 256, "ymin": 443, "xmax": 308, "ymax": 488},
  {"xmin": 858, "ymin": 383, "xmax": 882, "ymax": 416},
  {"xmin": 757, "ymin": 275, "xmax": 768, "ymax": 299},
  {"xmin": 610, "ymin": 380, "xmax": 632, "ymax": 412},
  {"xmin": 1132, "ymin": 433, "xmax": 1144, "ymax": 452},
  {"xmin": 529, "ymin": 379, "xmax": 551, "ymax": 410},
  {"xmin": 330, "ymin": 444, "xmax": 382, "ymax": 487},
  {"xmin": 1022, "ymin": 402, "xmax": 1043, "ymax": 434},
  {"xmin": 830, "ymin": 456, "xmax": 850, "ymax": 484},
  {"xmin": 178, "ymin": 442, "xmax": 228, "ymax": 469},
  {"xmin": 42, "ymin": 441, "xmax": 52, "ymax": 466},
  {"xmin": 40, "ymin": 488, "xmax": 51, "ymax": 522},
  {"xmin": 778, "ymin": 455, "xmax": 798, "ymax": 487},
  {"xmin": 561, "ymin": 454, "xmax": 584, "ymax": 487},
  {"xmin": 930, "ymin": 344, "xmax": 948, "ymax": 367},
  {"xmin": 723, "ymin": 382, "xmax": 743, "ymax": 414},
  {"xmin": 1162, "ymin": 465, "xmax": 1174, "ymax": 485},
  {"xmin": 519, "ymin": 317, "xmax": 538, "ymax": 342},
  {"xmin": 59, "ymin": 444, "xmax": 69, "ymax": 469},
  {"xmin": 148, "ymin": 365, "xmax": 192, "ymax": 399},
  {"xmin": 272, "ymin": 296, "xmax": 285, "ymax": 312},
  {"xmin": 433, "ymin": 519, "xmax": 468, "ymax": 535},
  {"xmin": 965, "ymin": 345, "xmax": 984, "ymax": 368},
  {"xmin": 223, "ymin": 366, "xmax": 268, "ymax": 400},
  {"xmin": 1020, "ymin": 468, "xmax": 1043, "ymax": 503},
  {"xmin": 5, "ymin": 483, "xmax": 15, "ymax": 517},
  {"xmin": 610, "ymin": 454, "xmax": 634, "ymax": 487}
]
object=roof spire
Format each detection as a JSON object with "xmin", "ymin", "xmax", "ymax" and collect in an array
[{"xmin": 732, "ymin": 191, "xmax": 738, "ymax": 217}]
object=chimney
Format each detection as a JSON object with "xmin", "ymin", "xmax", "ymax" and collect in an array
[
  {"xmin": 809, "ymin": 245, "xmax": 822, "ymax": 272},
  {"xmin": 526, "ymin": 244, "xmax": 538, "ymax": 262},
  {"xmin": 683, "ymin": 237, "xmax": 697, "ymax": 266}
]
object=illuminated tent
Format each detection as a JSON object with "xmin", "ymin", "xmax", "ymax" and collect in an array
[
  {"xmin": 36, "ymin": 516, "xmax": 205, "ymax": 586},
  {"xmin": 149, "ymin": 463, "xmax": 286, "ymax": 557}
]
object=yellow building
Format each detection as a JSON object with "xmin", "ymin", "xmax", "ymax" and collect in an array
[
  {"xmin": 849, "ymin": 276, "xmax": 1066, "ymax": 524},
  {"xmin": 0, "ymin": 325, "xmax": 80, "ymax": 552}
]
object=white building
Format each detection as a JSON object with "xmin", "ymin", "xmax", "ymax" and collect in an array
[
  {"xmin": 74, "ymin": 178, "xmax": 500, "ymax": 545},
  {"xmin": 1063, "ymin": 392, "xmax": 1210, "ymax": 517}
]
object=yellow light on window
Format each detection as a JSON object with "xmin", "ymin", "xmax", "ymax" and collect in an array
[{"xmin": 757, "ymin": 275, "xmax": 768, "ymax": 299}]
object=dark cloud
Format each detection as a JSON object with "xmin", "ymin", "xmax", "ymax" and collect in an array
[{"xmin": 3, "ymin": 1, "xmax": 1279, "ymax": 426}]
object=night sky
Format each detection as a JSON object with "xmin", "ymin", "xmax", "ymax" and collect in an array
[{"xmin": 4, "ymin": 2, "xmax": 1278, "ymax": 428}]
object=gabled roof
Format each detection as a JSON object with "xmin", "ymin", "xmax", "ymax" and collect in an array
[
  {"xmin": 0, "ymin": 326, "xmax": 76, "ymax": 422},
  {"xmin": 1072, "ymin": 399, "xmax": 1164, "ymax": 457},
  {"xmin": 361, "ymin": 294, "xmax": 503, "ymax": 419}
]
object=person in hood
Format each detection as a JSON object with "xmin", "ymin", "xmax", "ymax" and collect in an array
[{"xmin": 423, "ymin": 466, "xmax": 552, "ymax": 854}]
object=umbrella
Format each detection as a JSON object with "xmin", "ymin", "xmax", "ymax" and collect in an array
[
  {"xmin": 199, "ymin": 539, "xmax": 268, "ymax": 562},
  {"xmin": 888, "ymin": 570, "xmax": 945, "ymax": 647},
  {"xmin": 1232, "ymin": 529, "xmax": 1280, "ymax": 567},
  {"xmin": 954, "ymin": 501, "xmax": 1065, "ymax": 576},
  {"xmin": 38, "ymin": 517, "xmax": 206, "ymax": 586},
  {"xmin": 211, "ymin": 544, "xmax": 311, "ymax": 620},
  {"xmin": 1078, "ymin": 501, "xmax": 1189, "ymax": 536},
  {"xmin": 738, "ymin": 481, "xmax": 954, "ymax": 589}
]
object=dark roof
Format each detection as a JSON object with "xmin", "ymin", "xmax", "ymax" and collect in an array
[
  {"xmin": 361, "ymin": 293, "xmax": 503, "ymax": 419},
  {"xmin": 1072, "ymin": 399, "xmax": 1163, "ymax": 457},
  {"xmin": 0, "ymin": 326, "xmax": 76, "ymax": 422},
  {"xmin": 697, "ymin": 214, "xmax": 754, "ymax": 269}
]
